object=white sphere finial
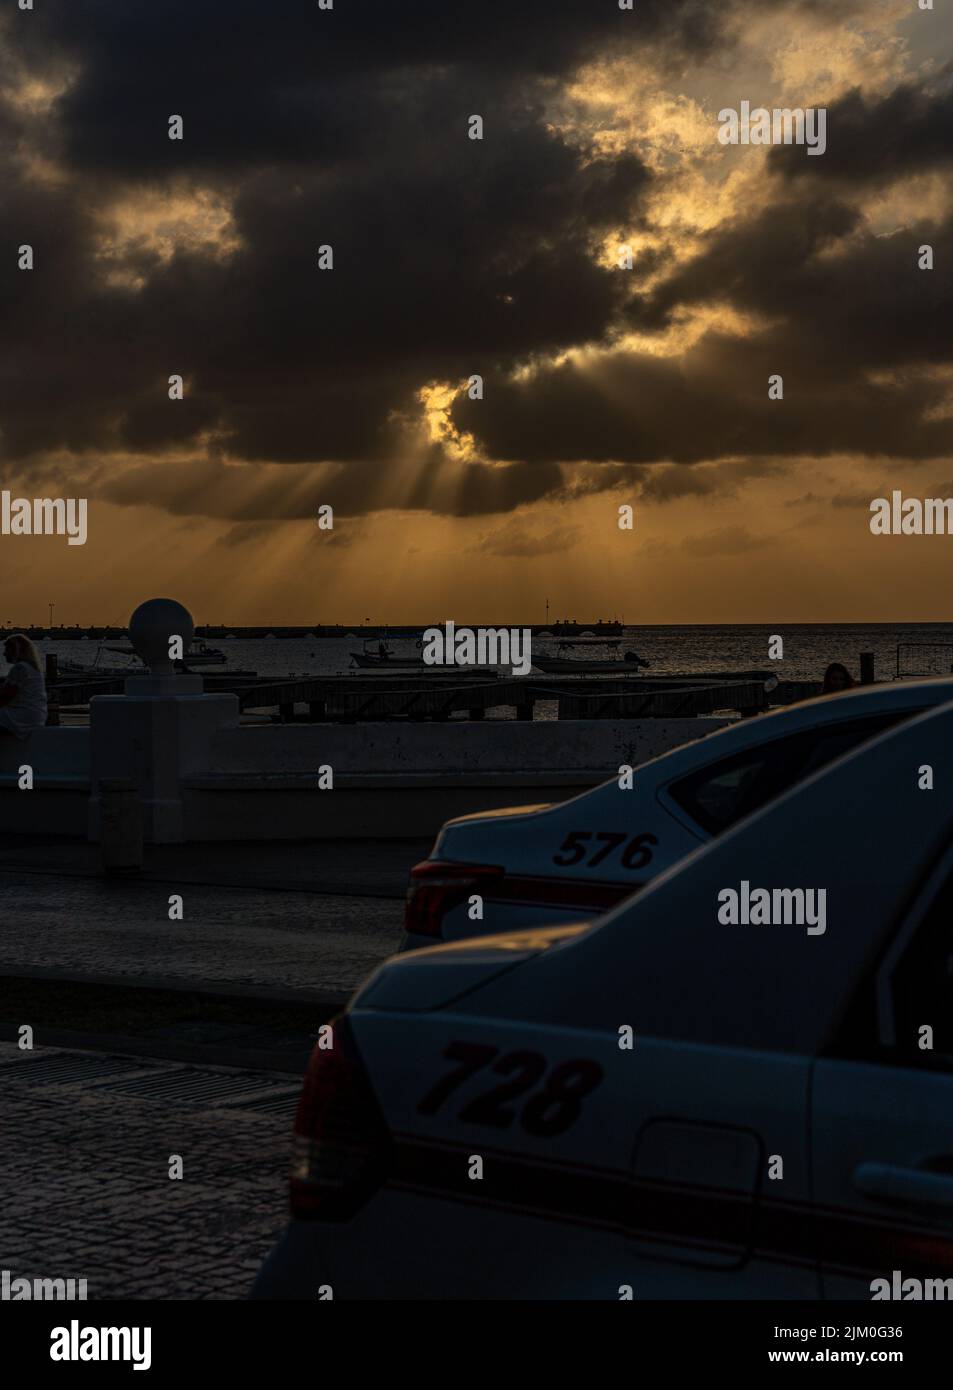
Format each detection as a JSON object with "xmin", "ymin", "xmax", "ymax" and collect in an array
[{"xmin": 128, "ymin": 598, "xmax": 194, "ymax": 674}]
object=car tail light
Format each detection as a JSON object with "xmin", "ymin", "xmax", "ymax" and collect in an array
[
  {"xmin": 290, "ymin": 1016, "xmax": 391, "ymax": 1221},
  {"xmin": 404, "ymin": 860, "xmax": 504, "ymax": 939}
]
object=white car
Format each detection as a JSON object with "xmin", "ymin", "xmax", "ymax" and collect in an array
[
  {"xmin": 402, "ymin": 678, "xmax": 953, "ymax": 949},
  {"xmin": 253, "ymin": 699, "xmax": 953, "ymax": 1299}
]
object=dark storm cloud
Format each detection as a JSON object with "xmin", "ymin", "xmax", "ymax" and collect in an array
[
  {"xmin": 639, "ymin": 182, "xmax": 950, "ymax": 372},
  {"xmin": 444, "ymin": 81, "xmax": 953, "ymax": 476},
  {"xmin": 473, "ymin": 519, "xmax": 582, "ymax": 558},
  {"xmin": 771, "ymin": 84, "xmax": 953, "ymax": 186},
  {"xmin": 451, "ymin": 330, "xmax": 953, "ymax": 465},
  {"xmin": 94, "ymin": 451, "xmax": 564, "ymax": 521},
  {"xmin": 2, "ymin": 1, "xmax": 951, "ymax": 520},
  {"xmin": 452, "ymin": 180, "xmax": 953, "ymax": 467},
  {"xmin": 2, "ymin": 0, "xmax": 702, "ymax": 487},
  {"xmin": 439, "ymin": 459, "xmax": 564, "ymax": 516},
  {"xmin": 189, "ymin": 126, "xmax": 650, "ymax": 462},
  {"xmin": 556, "ymin": 462, "xmax": 646, "ymax": 500},
  {"xmin": 19, "ymin": 0, "xmax": 725, "ymax": 178},
  {"xmin": 634, "ymin": 192, "xmax": 862, "ymax": 335},
  {"xmin": 635, "ymin": 459, "xmax": 782, "ymax": 503},
  {"xmin": 637, "ymin": 192, "xmax": 953, "ymax": 374},
  {"xmin": 639, "ymin": 466, "xmax": 725, "ymax": 503}
]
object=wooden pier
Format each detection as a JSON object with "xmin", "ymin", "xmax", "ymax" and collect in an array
[{"xmin": 48, "ymin": 669, "xmax": 822, "ymax": 722}]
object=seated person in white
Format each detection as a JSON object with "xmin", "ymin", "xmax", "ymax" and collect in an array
[{"xmin": 0, "ymin": 634, "xmax": 48, "ymax": 738}]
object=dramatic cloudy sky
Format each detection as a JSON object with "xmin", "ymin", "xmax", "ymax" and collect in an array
[{"xmin": 1, "ymin": 0, "xmax": 951, "ymax": 623}]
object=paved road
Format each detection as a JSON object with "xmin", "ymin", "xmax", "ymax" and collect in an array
[
  {"xmin": 0, "ymin": 840, "xmax": 431, "ymax": 1299},
  {"xmin": 0, "ymin": 868, "xmax": 401, "ymax": 996},
  {"xmin": 0, "ymin": 1042, "xmax": 294, "ymax": 1300},
  {"xmin": 0, "ymin": 848, "xmax": 427, "ymax": 997},
  {"xmin": 0, "ymin": 836, "xmax": 431, "ymax": 898}
]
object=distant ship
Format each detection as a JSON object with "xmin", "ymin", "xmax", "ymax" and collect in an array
[{"xmin": 547, "ymin": 620, "xmax": 623, "ymax": 637}]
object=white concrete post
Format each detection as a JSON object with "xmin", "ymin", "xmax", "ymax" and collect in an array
[
  {"xmin": 99, "ymin": 778, "xmax": 143, "ymax": 871},
  {"xmin": 88, "ymin": 598, "xmax": 239, "ymax": 844}
]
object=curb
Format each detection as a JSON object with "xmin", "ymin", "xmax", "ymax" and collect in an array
[{"xmin": 0, "ymin": 1022, "xmax": 315, "ymax": 1076}]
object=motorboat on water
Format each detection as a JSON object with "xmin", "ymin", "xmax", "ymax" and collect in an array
[
  {"xmin": 349, "ymin": 637, "xmax": 502, "ymax": 675},
  {"xmin": 104, "ymin": 637, "xmax": 229, "ymax": 666},
  {"xmin": 58, "ymin": 649, "xmax": 144, "ymax": 678},
  {"xmin": 533, "ymin": 639, "xmax": 650, "ymax": 675},
  {"xmin": 350, "ymin": 637, "xmax": 422, "ymax": 669},
  {"xmin": 57, "ymin": 640, "xmax": 257, "ymax": 679}
]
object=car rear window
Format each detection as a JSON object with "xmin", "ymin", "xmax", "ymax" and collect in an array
[
  {"xmin": 674, "ymin": 754, "xmax": 770, "ymax": 834},
  {"xmin": 668, "ymin": 711, "xmax": 911, "ymax": 835}
]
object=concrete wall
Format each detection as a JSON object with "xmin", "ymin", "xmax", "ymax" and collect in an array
[
  {"xmin": 0, "ymin": 728, "xmax": 90, "ymax": 834},
  {"xmin": 0, "ymin": 728, "xmax": 90, "ymax": 779},
  {"xmin": 183, "ymin": 775, "xmax": 589, "ymax": 840},
  {"xmin": 181, "ymin": 718, "xmax": 730, "ymax": 840},
  {"xmin": 0, "ymin": 714, "xmax": 730, "ymax": 842},
  {"xmin": 207, "ymin": 718, "xmax": 727, "ymax": 776}
]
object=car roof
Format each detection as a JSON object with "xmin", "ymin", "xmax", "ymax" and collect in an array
[
  {"xmin": 477, "ymin": 698, "xmax": 953, "ymax": 1054},
  {"xmin": 627, "ymin": 675, "xmax": 953, "ymax": 783},
  {"xmin": 444, "ymin": 678, "xmax": 953, "ymax": 831}
]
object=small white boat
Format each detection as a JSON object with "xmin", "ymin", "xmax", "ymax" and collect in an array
[
  {"xmin": 105, "ymin": 638, "xmax": 228, "ymax": 666},
  {"xmin": 349, "ymin": 639, "xmax": 500, "ymax": 674},
  {"xmin": 534, "ymin": 640, "xmax": 650, "ymax": 675},
  {"xmin": 58, "ymin": 640, "xmax": 256, "ymax": 679},
  {"xmin": 59, "ymin": 653, "xmax": 143, "ymax": 678}
]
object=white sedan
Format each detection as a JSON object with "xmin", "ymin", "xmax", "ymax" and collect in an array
[
  {"xmin": 401, "ymin": 677, "xmax": 953, "ymax": 949},
  {"xmin": 253, "ymin": 698, "xmax": 953, "ymax": 1299}
]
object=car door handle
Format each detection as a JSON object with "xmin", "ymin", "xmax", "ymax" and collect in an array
[{"xmin": 852, "ymin": 1162, "xmax": 953, "ymax": 1212}]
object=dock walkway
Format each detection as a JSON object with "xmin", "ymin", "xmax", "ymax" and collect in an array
[{"xmin": 48, "ymin": 670, "xmax": 820, "ymax": 721}]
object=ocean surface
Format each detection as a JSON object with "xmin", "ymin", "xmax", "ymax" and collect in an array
[{"xmin": 33, "ymin": 623, "xmax": 953, "ymax": 686}]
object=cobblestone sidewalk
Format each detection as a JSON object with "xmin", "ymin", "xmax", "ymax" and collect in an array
[{"xmin": 0, "ymin": 1044, "xmax": 296, "ymax": 1300}]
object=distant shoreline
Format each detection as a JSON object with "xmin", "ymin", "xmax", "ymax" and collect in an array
[{"xmin": 7, "ymin": 620, "xmax": 953, "ymax": 641}]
